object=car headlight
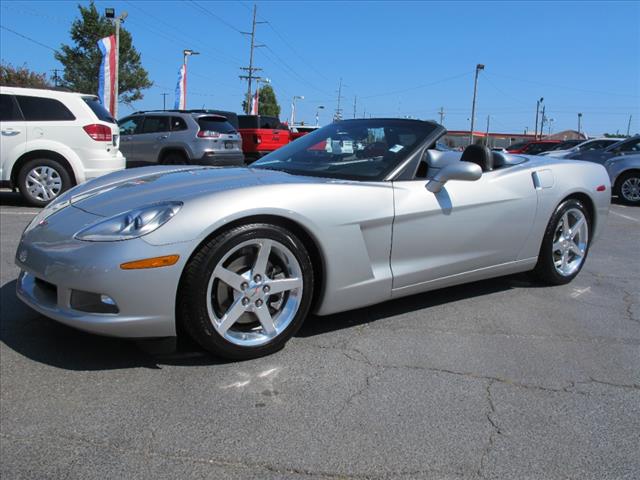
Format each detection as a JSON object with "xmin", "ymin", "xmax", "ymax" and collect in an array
[{"xmin": 75, "ymin": 202, "xmax": 182, "ymax": 241}]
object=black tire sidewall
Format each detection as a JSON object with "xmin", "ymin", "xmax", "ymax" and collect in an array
[
  {"xmin": 17, "ymin": 158, "xmax": 72, "ymax": 207},
  {"xmin": 162, "ymin": 152, "xmax": 189, "ymax": 165},
  {"xmin": 615, "ymin": 172, "xmax": 640, "ymax": 205},
  {"xmin": 534, "ymin": 198, "xmax": 591, "ymax": 285},
  {"xmin": 179, "ymin": 223, "xmax": 314, "ymax": 360}
]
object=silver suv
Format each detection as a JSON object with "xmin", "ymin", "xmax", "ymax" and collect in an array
[{"xmin": 118, "ymin": 110, "xmax": 244, "ymax": 166}]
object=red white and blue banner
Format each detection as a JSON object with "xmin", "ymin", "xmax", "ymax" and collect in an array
[
  {"xmin": 250, "ymin": 90, "xmax": 259, "ymax": 115},
  {"xmin": 97, "ymin": 35, "xmax": 116, "ymax": 116},
  {"xmin": 174, "ymin": 64, "xmax": 187, "ymax": 110}
]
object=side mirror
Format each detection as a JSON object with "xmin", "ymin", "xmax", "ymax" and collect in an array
[{"xmin": 426, "ymin": 162, "xmax": 482, "ymax": 193}]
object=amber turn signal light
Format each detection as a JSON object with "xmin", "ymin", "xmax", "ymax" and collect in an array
[{"xmin": 120, "ymin": 255, "xmax": 180, "ymax": 270}]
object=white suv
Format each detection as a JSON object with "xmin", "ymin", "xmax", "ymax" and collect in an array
[{"xmin": 0, "ymin": 86, "xmax": 125, "ymax": 206}]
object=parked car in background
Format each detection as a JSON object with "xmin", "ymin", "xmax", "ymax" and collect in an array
[
  {"xmin": 506, "ymin": 140, "xmax": 562, "ymax": 155},
  {"xmin": 289, "ymin": 124, "xmax": 320, "ymax": 141},
  {"xmin": 0, "ymin": 86, "xmax": 124, "ymax": 206},
  {"xmin": 603, "ymin": 154, "xmax": 640, "ymax": 205},
  {"xmin": 118, "ymin": 111, "xmax": 244, "ymax": 167},
  {"xmin": 540, "ymin": 138, "xmax": 622, "ymax": 158},
  {"xmin": 238, "ymin": 115, "xmax": 290, "ymax": 163},
  {"xmin": 564, "ymin": 135, "xmax": 640, "ymax": 163}
]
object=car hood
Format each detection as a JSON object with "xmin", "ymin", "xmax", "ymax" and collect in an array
[{"xmin": 67, "ymin": 166, "xmax": 318, "ymax": 217}]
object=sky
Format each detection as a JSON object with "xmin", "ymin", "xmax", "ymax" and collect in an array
[{"xmin": 1, "ymin": 0, "xmax": 639, "ymax": 136}]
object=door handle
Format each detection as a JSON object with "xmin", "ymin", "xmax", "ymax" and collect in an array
[
  {"xmin": 1, "ymin": 129, "xmax": 21, "ymax": 135},
  {"xmin": 158, "ymin": 135, "xmax": 168, "ymax": 140}
]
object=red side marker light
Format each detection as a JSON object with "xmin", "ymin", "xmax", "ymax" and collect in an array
[{"xmin": 596, "ymin": 185, "xmax": 606, "ymax": 192}]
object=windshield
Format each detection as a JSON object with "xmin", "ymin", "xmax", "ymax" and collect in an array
[
  {"xmin": 550, "ymin": 140, "xmax": 582, "ymax": 150},
  {"xmin": 252, "ymin": 119, "xmax": 438, "ymax": 181},
  {"xmin": 506, "ymin": 141, "xmax": 530, "ymax": 151}
]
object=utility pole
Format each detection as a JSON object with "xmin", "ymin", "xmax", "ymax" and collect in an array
[
  {"xmin": 539, "ymin": 105, "xmax": 546, "ymax": 139},
  {"xmin": 469, "ymin": 63, "xmax": 485, "ymax": 145},
  {"xmin": 627, "ymin": 114, "xmax": 633, "ymax": 136},
  {"xmin": 577, "ymin": 112, "xmax": 582, "ymax": 135},
  {"xmin": 161, "ymin": 93, "xmax": 168, "ymax": 110},
  {"xmin": 105, "ymin": 8, "xmax": 128, "ymax": 118},
  {"xmin": 353, "ymin": 96, "xmax": 357, "ymax": 119},
  {"xmin": 240, "ymin": 4, "xmax": 266, "ymax": 114},
  {"xmin": 334, "ymin": 78, "xmax": 343, "ymax": 121},
  {"xmin": 438, "ymin": 106, "xmax": 445, "ymax": 126},
  {"xmin": 50, "ymin": 69, "xmax": 61, "ymax": 87}
]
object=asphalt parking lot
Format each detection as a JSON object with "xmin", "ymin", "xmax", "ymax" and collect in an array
[{"xmin": 0, "ymin": 189, "xmax": 638, "ymax": 480}]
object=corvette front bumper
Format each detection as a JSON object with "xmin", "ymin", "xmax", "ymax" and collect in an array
[{"xmin": 15, "ymin": 216, "xmax": 190, "ymax": 338}]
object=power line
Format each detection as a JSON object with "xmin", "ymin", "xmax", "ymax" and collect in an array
[
  {"xmin": 261, "ymin": 45, "xmax": 329, "ymax": 94},
  {"xmin": 0, "ymin": 25, "xmax": 57, "ymax": 52},
  {"xmin": 488, "ymin": 72, "xmax": 640, "ymax": 99},
  {"xmin": 123, "ymin": 1, "xmax": 243, "ymax": 66},
  {"xmin": 361, "ymin": 71, "xmax": 472, "ymax": 99},
  {"xmin": 188, "ymin": 0, "xmax": 244, "ymax": 34}
]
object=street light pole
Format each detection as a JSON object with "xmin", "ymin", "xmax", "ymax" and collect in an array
[
  {"xmin": 290, "ymin": 95, "xmax": 304, "ymax": 125},
  {"xmin": 106, "ymin": 8, "xmax": 128, "ymax": 119},
  {"xmin": 578, "ymin": 112, "xmax": 582, "ymax": 135},
  {"xmin": 539, "ymin": 105, "xmax": 546, "ymax": 139},
  {"xmin": 534, "ymin": 97, "xmax": 543, "ymax": 140},
  {"xmin": 469, "ymin": 64, "xmax": 485, "ymax": 145},
  {"xmin": 315, "ymin": 105, "xmax": 325, "ymax": 126},
  {"xmin": 485, "ymin": 115, "xmax": 490, "ymax": 147},
  {"xmin": 182, "ymin": 49, "xmax": 200, "ymax": 110}
]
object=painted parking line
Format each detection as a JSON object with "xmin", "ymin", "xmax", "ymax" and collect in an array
[
  {"xmin": 610, "ymin": 210, "xmax": 639, "ymax": 223},
  {"xmin": 0, "ymin": 210, "xmax": 40, "ymax": 216}
]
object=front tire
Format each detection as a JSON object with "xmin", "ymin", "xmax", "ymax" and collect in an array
[
  {"xmin": 533, "ymin": 199, "xmax": 591, "ymax": 285},
  {"xmin": 17, "ymin": 158, "xmax": 72, "ymax": 207},
  {"xmin": 178, "ymin": 223, "xmax": 314, "ymax": 360},
  {"xmin": 615, "ymin": 171, "xmax": 640, "ymax": 205}
]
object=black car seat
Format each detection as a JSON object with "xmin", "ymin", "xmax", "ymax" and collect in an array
[{"xmin": 460, "ymin": 144, "xmax": 493, "ymax": 172}]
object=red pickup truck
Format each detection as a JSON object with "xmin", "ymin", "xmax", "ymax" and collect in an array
[
  {"xmin": 289, "ymin": 124, "xmax": 320, "ymax": 141},
  {"xmin": 238, "ymin": 115, "xmax": 290, "ymax": 163}
]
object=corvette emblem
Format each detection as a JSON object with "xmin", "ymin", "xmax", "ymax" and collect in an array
[{"xmin": 18, "ymin": 249, "xmax": 28, "ymax": 263}]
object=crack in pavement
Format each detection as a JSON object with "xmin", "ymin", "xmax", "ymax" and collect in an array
[
  {"xmin": 622, "ymin": 289, "xmax": 639, "ymax": 325},
  {"xmin": 0, "ymin": 431, "xmax": 469, "ymax": 480},
  {"xmin": 477, "ymin": 381, "xmax": 502, "ymax": 479},
  {"xmin": 305, "ymin": 343, "xmax": 640, "ymax": 395}
]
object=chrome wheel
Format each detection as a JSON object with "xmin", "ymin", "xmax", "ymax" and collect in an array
[
  {"xmin": 620, "ymin": 176, "xmax": 640, "ymax": 203},
  {"xmin": 206, "ymin": 238, "xmax": 303, "ymax": 347},
  {"xmin": 25, "ymin": 166, "xmax": 62, "ymax": 202},
  {"xmin": 552, "ymin": 208, "xmax": 589, "ymax": 277}
]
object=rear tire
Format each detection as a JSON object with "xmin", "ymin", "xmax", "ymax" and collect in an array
[
  {"xmin": 17, "ymin": 158, "xmax": 72, "ymax": 207},
  {"xmin": 178, "ymin": 223, "xmax": 314, "ymax": 360},
  {"xmin": 615, "ymin": 171, "xmax": 640, "ymax": 205},
  {"xmin": 533, "ymin": 198, "xmax": 591, "ymax": 285},
  {"xmin": 162, "ymin": 152, "xmax": 189, "ymax": 165}
]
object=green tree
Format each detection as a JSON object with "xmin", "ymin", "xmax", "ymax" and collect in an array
[
  {"xmin": 242, "ymin": 84, "xmax": 281, "ymax": 117},
  {"xmin": 54, "ymin": 1, "xmax": 151, "ymax": 104},
  {"xmin": 0, "ymin": 62, "xmax": 52, "ymax": 89}
]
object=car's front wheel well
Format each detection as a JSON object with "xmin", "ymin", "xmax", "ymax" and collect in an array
[
  {"xmin": 11, "ymin": 150, "xmax": 77, "ymax": 187},
  {"xmin": 175, "ymin": 215, "xmax": 326, "ymax": 335}
]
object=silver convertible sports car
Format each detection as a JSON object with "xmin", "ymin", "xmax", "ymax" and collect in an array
[{"xmin": 15, "ymin": 119, "xmax": 611, "ymax": 359}]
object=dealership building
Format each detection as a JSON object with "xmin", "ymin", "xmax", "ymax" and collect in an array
[{"xmin": 442, "ymin": 129, "xmax": 586, "ymax": 149}]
